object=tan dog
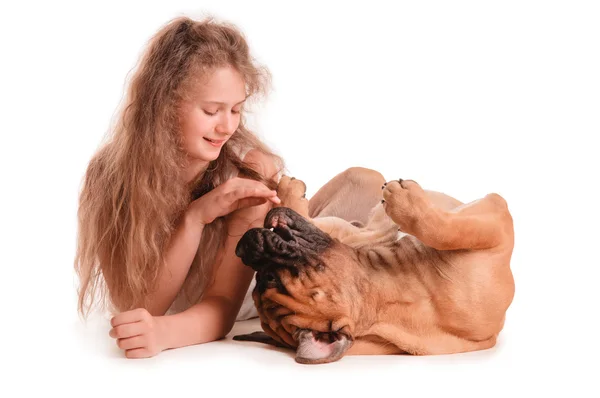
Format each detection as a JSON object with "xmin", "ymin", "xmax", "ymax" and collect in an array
[{"xmin": 234, "ymin": 175, "xmax": 515, "ymax": 364}]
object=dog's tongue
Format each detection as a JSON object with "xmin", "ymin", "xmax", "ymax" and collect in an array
[{"xmin": 295, "ymin": 330, "xmax": 352, "ymax": 364}]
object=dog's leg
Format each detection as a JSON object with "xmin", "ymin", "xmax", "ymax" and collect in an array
[
  {"xmin": 383, "ymin": 179, "xmax": 512, "ymax": 250},
  {"xmin": 308, "ymin": 167, "xmax": 386, "ymax": 225},
  {"xmin": 276, "ymin": 175, "xmax": 362, "ymax": 241}
]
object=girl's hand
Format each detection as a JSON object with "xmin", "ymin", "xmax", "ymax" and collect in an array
[
  {"xmin": 190, "ymin": 177, "xmax": 280, "ymax": 225},
  {"xmin": 109, "ymin": 308, "xmax": 167, "ymax": 359}
]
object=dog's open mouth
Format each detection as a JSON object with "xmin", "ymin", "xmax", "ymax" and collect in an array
[
  {"xmin": 263, "ymin": 207, "xmax": 332, "ymax": 249},
  {"xmin": 269, "ymin": 224, "xmax": 296, "ymax": 243},
  {"xmin": 265, "ymin": 208, "xmax": 301, "ymax": 243}
]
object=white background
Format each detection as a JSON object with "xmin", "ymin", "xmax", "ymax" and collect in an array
[{"xmin": 1, "ymin": 0, "xmax": 599, "ymax": 397}]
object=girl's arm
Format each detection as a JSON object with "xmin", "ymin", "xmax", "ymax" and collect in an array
[
  {"xmin": 145, "ymin": 148, "xmax": 279, "ymax": 316},
  {"xmin": 158, "ymin": 150, "xmax": 278, "ymax": 349},
  {"xmin": 144, "ymin": 207, "xmax": 206, "ymax": 316},
  {"xmin": 159, "ymin": 201, "xmax": 269, "ymax": 348},
  {"xmin": 109, "ymin": 150, "xmax": 281, "ymax": 358}
]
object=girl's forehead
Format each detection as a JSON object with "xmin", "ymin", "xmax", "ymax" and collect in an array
[{"xmin": 191, "ymin": 65, "xmax": 246, "ymax": 102}]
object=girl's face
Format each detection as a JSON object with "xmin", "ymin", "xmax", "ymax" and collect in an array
[{"xmin": 180, "ymin": 65, "xmax": 247, "ymax": 171}]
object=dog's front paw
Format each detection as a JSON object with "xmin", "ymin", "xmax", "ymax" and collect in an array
[
  {"xmin": 382, "ymin": 179, "xmax": 430, "ymax": 234},
  {"xmin": 276, "ymin": 176, "xmax": 309, "ymax": 217}
]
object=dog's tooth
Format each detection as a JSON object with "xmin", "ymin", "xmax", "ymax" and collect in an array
[{"xmin": 269, "ymin": 227, "xmax": 274, "ymax": 232}]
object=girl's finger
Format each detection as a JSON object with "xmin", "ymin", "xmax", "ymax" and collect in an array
[
  {"xmin": 117, "ymin": 335, "xmax": 146, "ymax": 350},
  {"xmin": 111, "ymin": 308, "xmax": 151, "ymax": 327},
  {"xmin": 232, "ymin": 179, "xmax": 278, "ymax": 196},
  {"xmin": 236, "ymin": 197, "xmax": 268, "ymax": 209},
  {"xmin": 125, "ymin": 348, "xmax": 151, "ymax": 359},
  {"xmin": 109, "ymin": 321, "xmax": 145, "ymax": 339},
  {"xmin": 227, "ymin": 188, "xmax": 276, "ymax": 203},
  {"xmin": 269, "ymin": 195, "xmax": 281, "ymax": 204}
]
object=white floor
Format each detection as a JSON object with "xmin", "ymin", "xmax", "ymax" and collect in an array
[{"xmin": 56, "ymin": 305, "xmax": 595, "ymax": 398}]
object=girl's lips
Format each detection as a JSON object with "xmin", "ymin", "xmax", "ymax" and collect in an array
[{"xmin": 204, "ymin": 137, "xmax": 225, "ymax": 147}]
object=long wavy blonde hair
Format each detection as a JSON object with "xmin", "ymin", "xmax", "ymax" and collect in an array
[{"xmin": 74, "ymin": 16, "xmax": 284, "ymax": 318}]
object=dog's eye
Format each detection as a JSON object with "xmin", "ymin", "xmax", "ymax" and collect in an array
[
  {"xmin": 263, "ymin": 272, "xmax": 278, "ymax": 288},
  {"xmin": 258, "ymin": 271, "xmax": 289, "ymax": 294}
]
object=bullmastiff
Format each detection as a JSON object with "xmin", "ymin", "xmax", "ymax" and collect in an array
[{"xmin": 233, "ymin": 175, "xmax": 515, "ymax": 364}]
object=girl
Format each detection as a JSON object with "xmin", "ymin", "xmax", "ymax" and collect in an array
[{"xmin": 74, "ymin": 15, "xmax": 384, "ymax": 359}]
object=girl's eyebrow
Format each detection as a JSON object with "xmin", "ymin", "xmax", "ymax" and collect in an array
[{"xmin": 201, "ymin": 99, "xmax": 246, "ymax": 106}]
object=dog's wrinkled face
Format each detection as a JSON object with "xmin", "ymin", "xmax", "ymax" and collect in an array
[{"xmin": 234, "ymin": 207, "xmax": 362, "ymax": 364}]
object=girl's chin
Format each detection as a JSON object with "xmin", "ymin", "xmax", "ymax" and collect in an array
[{"xmin": 188, "ymin": 150, "xmax": 221, "ymax": 163}]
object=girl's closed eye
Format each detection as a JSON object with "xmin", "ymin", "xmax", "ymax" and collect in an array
[{"xmin": 203, "ymin": 109, "xmax": 217, "ymax": 116}]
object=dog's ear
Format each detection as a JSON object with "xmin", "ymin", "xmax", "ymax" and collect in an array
[{"xmin": 233, "ymin": 331, "xmax": 290, "ymax": 349}]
